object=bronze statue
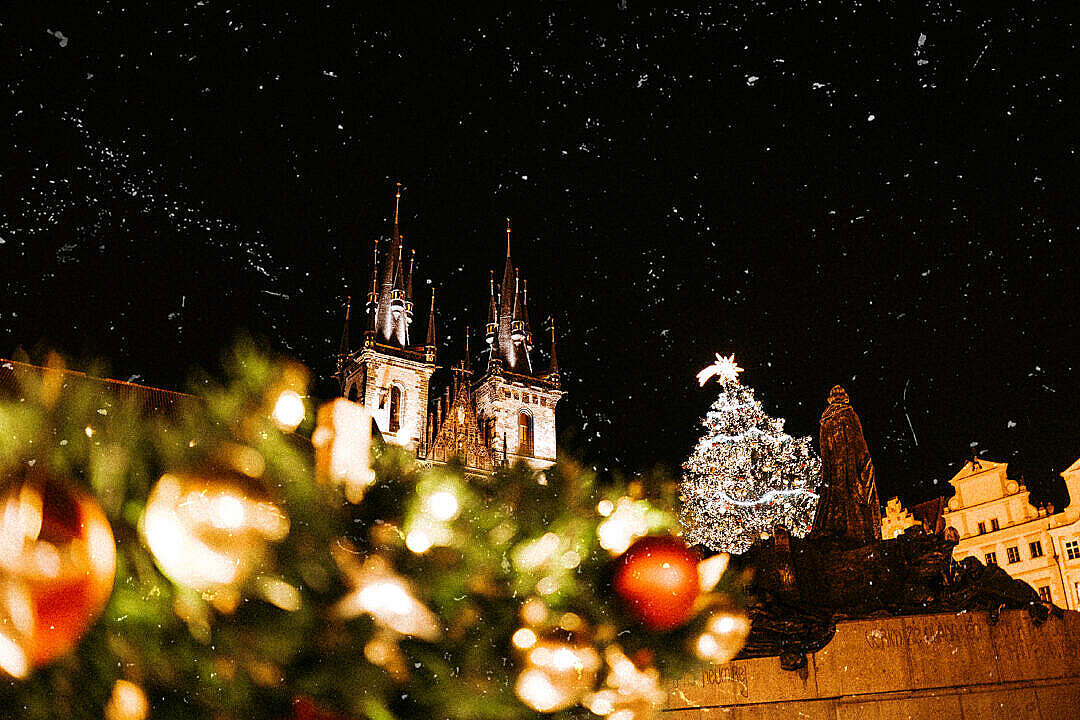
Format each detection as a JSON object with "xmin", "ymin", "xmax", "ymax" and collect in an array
[{"xmin": 810, "ymin": 385, "xmax": 881, "ymax": 542}]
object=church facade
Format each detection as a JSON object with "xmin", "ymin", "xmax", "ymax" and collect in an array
[{"xmin": 335, "ymin": 187, "xmax": 563, "ymax": 473}]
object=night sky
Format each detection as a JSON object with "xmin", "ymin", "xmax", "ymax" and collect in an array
[{"xmin": 2, "ymin": 4, "xmax": 1078, "ymax": 507}]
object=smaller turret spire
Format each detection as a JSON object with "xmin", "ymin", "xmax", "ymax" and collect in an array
[
  {"xmin": 464, "ymin": 326, "xmax": 471, "ymax": 371},
  {"xmin": 549, "ymin": 320, "xmax": 559, "ymax": 377},
  {"xmin": 485, "ymin": 269, "xmax": 498, "ymax": 347},
  {"xmin": 393, "ymin": 182, "xmax": 402, "ymax": 240},
  {"xmin": 522, "ymin": 278, "xmax": 533, "ymax": 349},
  {"xmin": 512, "ymin": 268, "xmax": 523, "ymax": 322},
  {"xmin": 425, "ymin": 288, "xmax": 437, "ymax": 360},
  {"xmin": 337, "ymin": 295, "xmax": 351, "ymax": 373}
]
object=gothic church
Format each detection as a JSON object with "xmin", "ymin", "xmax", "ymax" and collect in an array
[{"xmin": 336, "ymin": 186, "xmax": 563, "ymax": 473}]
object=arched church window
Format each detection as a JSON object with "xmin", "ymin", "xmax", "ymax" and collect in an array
[
  {"xmin": 347, "ymin": 383, "xmax": 359, "ymax": 402},
  {"xmin": 389, "ymin": 385, "xmax": 403, "ymax": 434},
  {"xmin": 518, "ymin": 409, "xmax": 533, "ymax": 456}
]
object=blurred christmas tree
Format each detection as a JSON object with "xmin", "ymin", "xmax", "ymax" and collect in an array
[
  {"xmin": 680, "ymin": 354, "xmax": 821, "ymax": 554},
  {"xmin": 0, "ymin": 343, "xmax": 749, "ymax": 720}
]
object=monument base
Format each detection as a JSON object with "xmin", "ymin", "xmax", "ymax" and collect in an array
[{"xmin": 665, "ymin": 608, "xmax": 1080, "ymax": 719}]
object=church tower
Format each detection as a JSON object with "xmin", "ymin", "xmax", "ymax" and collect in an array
[
  {"xmin": 472, "ymin": 219, "xmax": 564, "ymax": 469},
  {"xmin": 338, "ymin": 184, "xmax": 436, "ymax": 453},
  {"xmin": 338, "ymin": 196, "xmax": 562, "ymax": 473}
]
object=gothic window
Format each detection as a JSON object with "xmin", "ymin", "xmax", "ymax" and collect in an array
[
  {"xmin": 389, "ymin": 385, "xmax": 403, "ymax": 434},
  {"xmin": 518, "ymin": 409, "xmax": 533, "ymax": 456}
]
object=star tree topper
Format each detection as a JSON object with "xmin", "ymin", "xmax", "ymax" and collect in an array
[{"xmin": 696, "ymin": 353, "xmax": 744, "ymax": 387}]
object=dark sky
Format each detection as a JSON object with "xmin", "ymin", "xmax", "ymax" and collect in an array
[{"xmin": 2, "ymin": 4, "xmax": 1078, "ymax": 507}]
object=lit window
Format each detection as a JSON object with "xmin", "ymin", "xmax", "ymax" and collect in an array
[
  {"xmin": 389, "ymin": 386, "xmax": 402, "ymax": 434},
  {"xmin": 990, "ymin": 518, "xmax": 1000, "ymax": 531},
  {"xmin": 978, "ymin": 522, "xmax": 987, "ymax": 535},
  {"xmin": 1006, "ymin": 546, "xmax": 1020, "ymax": 564},
  {"xmin": 518, "ymin": 410, "xmax": 533, "ymax": 456},
  {"xmin": 985, "ymin": 552, "xmax": 997, "ymax": 565},
  {"xmin": 1038, "ymin": 586, "xmax": 1051, "ymax": 603},
  {"xmin": 1029, "ymin": 540, "xmax": 1043, "ymax": 559},
  {"xmin": 1066, "ymin": 540, "xmax": 1080, "ymax": 561}
]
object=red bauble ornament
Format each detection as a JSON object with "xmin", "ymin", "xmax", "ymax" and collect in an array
[
  {"xmin": 0, "ymin": 469, "xmax": 116, "ymax": 676},
  {"xmin": 291, "ymin": 697, "xmax": 350, "ymax": 720},
  {"xmin": 612, "ymin": 535, "xmax": 701, "ymax": 631}
]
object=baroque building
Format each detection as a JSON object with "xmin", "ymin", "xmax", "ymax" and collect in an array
[
  {"xmin": 883, "ymin": 456, "xmax": 1080, "ymax": 609},
  {"xmin": 335, "ymin": 187, "xmax": 563, "ymax": 473}
]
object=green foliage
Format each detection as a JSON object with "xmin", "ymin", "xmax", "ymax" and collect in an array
[{"xmin": 0, "ymin": 344, "xmax": 735, "ymax": 719}]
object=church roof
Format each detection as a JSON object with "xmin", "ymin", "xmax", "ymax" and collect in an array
[{"xmin": 0, "ymin": 358, "xmax": 194, "ymax": 417}]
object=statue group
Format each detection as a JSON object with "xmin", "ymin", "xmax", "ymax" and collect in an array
[{"xmin": 734, "ymin": 383, "xmax": 1051, "ymax": 670}]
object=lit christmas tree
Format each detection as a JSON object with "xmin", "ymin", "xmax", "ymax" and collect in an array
[{"xmin": 680, "ymin": 354, "xmax": 822, "ymax": 554}]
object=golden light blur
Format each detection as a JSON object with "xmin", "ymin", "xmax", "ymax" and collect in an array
[
  {"xmin": 692, "ymin": 604, "xmax": 751, "ymax": 665},
  {"xmin": 141, "ymin": 469, "xmax": 288, "ymax": 594},
  {"xmin": 104, "ymin": 679, "xmax": 150, "ymax": 720},
  {"xmin": 330, "ymin": 545, "xmax": 441, "ymax": 641},
  {"xmin": 271, "ymin": 389, "xmax": 306, "ymax": 431},
  {"xmin": 313, "ymin": 399, "xmax": 376, "ymax": 503},
  {"xmin": 514, "ymin": 636, "xmax": 602, "ymax": 713}
]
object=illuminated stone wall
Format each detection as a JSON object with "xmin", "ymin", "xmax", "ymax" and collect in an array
[{"xmin": 666, "ymin": 609, "xmax": 1080, "ymax": 719}]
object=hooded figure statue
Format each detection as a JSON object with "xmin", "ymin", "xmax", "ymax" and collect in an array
[{"xmin": 810, "ymin": 385, "xmax": 881, "ymax": 542}]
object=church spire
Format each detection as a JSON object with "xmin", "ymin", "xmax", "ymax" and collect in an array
[
  {"xmin": 463, "ymin": 325, "xmax": 471, "ymax": 371},
  {"xmin": 424, "ymin": 288, "xmax": 437, "ymax": 362},
  {"xmin": 522, "ymin": 278, "xmax": 533, "ymax": 349},
  {"xmin": 366, "ymin": 240, "xmax": 378, "ymax": 335},
  {"xmin": 337, "ymin": 295, "xmax": 351, "ymax": 374},
  {"xmin": 393, "ymin": 181, "xmax": 402, "ymax": 241},
  {"xmin": 376, "ymin": 182, "xmax": 409, "ymax": 346},
  {"xmin": 497, "ymin": 218, "xmax": 517, "ymax": 368},
  {"xmin": 485, "ymin": 270, "xmax": 498, "ymax": 347},
  {"xmin": 548, "ymin": 320, "xmax": 560, "ymax": 385}
]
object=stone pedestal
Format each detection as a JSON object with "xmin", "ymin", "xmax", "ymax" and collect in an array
[{"xmin": 665, "ymin": 609, "xmax": 1080, "ymax": 719}]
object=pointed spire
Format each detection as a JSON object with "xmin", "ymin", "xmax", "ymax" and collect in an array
[
  {"xmin": 485, "ymin": 269, "xmax": 498, "ymax": 347},
  {"xmin": 370, "ymin": 240, "xmax": 379, "ymax": 295},
  {"xmin": 338, "ymin": 295, "xmax": 351, "ymax": 372},
  {"xmin": 425, "ymin": 289, "xmax": 437, "ymax": 348},
  {"xmin": 549, "ymin": 320, "xmax": 559, "ymax": 376},
  {"xmin": 393, "ymin": 241, "xmax": 405, "ymax": 291},
  {"xmin": 406, "ymin": 248, "xmax": 416, "ymax": 300},
  {"xmin": 393, "ymin": 181, "xmax": 402, "ymax": 241},
  {"xmin": 500, "ymin": 218, "xmax": 515, "ymax": 316},
  {"xmin": 463, "ymin": 326, "xmax": 471, "ymax": 371},
  {"xmin": 512, "ymin": 268, "xmax": 523, "ymax": 321},
  {"xmin": 366, "ymin": 240, "xmax": 379, "ymax": 334},
  {"xmin": 522, "ymin": 278, "xmax": 533, "ymax": 348}
]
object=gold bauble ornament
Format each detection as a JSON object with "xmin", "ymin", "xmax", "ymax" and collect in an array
[
  {"xmin": 0, "ymin": 469, "xmax": 116, "ymax": 677},
  {"xmin": 513, "ymin": 632, "xmax": 602, "ymax": 713},
  {"xmin": 693, "ymin": 603, "xmax": 751, "ymax": 665},
  {"xmin": 583, "ymin": 645, "xmax": 667, "ymax": 720},
  {"xmin": 141, "ymin": 465, "xmax": 288, "ymax": 594}
]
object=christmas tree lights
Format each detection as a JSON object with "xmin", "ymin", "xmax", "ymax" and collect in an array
[{"xmin": 680, "ymin": 354, "xmax": 821, "ymax": 553}]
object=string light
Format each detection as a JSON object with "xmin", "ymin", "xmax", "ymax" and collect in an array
[{"xmin": 271, "ymin": 390, "xmax": 305, "ymax": 431}]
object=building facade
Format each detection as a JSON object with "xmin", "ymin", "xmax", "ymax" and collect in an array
[
  {"xmin": 883, "ymin": 456, "xmax": 1080, "ymax": 609},
  {"xmin": 336, "ymin": 188, "xmax": 563, "ymax": 473}
]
